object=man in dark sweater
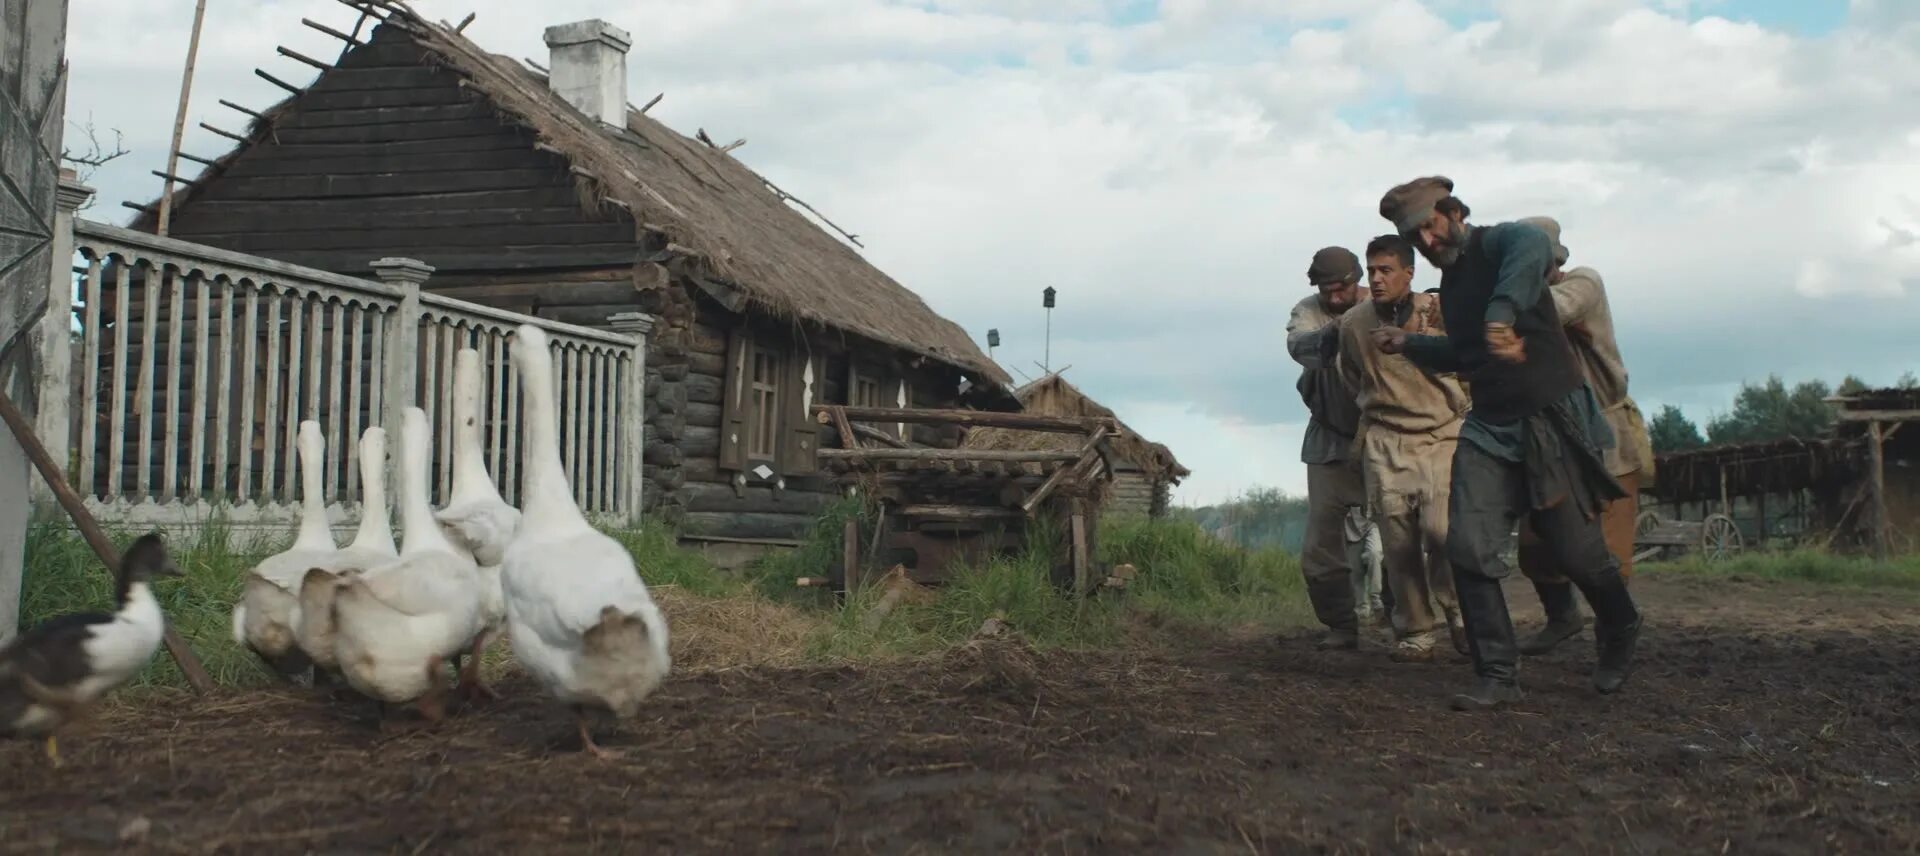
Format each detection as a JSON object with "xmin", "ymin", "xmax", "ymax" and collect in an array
[{"xmin": 1368, "ymin": 176, "xmax": 1642, "ymax": 710}]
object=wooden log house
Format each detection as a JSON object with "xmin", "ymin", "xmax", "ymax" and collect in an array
[{"xmin": 126, "ymin": 3, "xmax": 1014, "ymax": 556}]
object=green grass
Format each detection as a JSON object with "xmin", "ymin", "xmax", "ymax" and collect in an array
[
  {"xmin": 1642, "ymin": 549, "xmax": 1920, "ymax": 590},
  {"xmin": 14, "ymin": 511, "xmax": 1315, "ymax": 688}
]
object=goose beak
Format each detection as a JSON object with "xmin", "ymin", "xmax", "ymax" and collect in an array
[{"xmin": 156, "ymin": 559, "xmax": 185, "ymax": 578}]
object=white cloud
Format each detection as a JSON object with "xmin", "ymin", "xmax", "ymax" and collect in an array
[{"xmin": 56, "ymin": 0, "xmax": 1920, "ymax": 504}]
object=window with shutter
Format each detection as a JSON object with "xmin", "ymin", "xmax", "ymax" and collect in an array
[{"xmin": 748, "ymin": 347, "xmax": 780, "ymax": 461}]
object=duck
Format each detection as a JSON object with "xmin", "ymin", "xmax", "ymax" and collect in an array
[
  {"xmin": 1, "ymin": 533, "xmax": 181, "ymax": 767},
  {"xmin": 500, "ymin": 324, "xmax": 670, "ymax": 760},
  {"xmin": 434, "ymin": 347, "xmax": 518, "ymax": 702},
  {"xmin": 312, "ymin": 407, "xmax": 485, "ymax": 724},
  {"xmin": 295, "ymin": 425, "xmax": 399, "ymax": 685},
  {"xmin": 232, "ymin": 420, "xmax": 336, "ymax": 682}
]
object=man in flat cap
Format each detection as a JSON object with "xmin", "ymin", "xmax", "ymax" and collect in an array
[
  {"xmin": 1370, "ymin": 177, "xmax": 1642, "ymax": 709},
  {"xmin": 1511, "ymin": 216, "xmax": 1655, "ymax": 655},
  {"xmin": 1287, "ymin": 246, "xmax": 1367, "ymax": 650},
  {"xmin": 1338, "ymin": 232, "xmax": 1468, "ymax": 662}
]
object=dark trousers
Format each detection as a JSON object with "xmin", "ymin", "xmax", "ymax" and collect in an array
[{"xmin": 1446, "ymin": 440, "xmax": 1625, "ymax": 682}]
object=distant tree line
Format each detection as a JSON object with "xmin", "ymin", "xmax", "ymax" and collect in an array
[
  {"xmin": 1649, "ymin": 371, "xmax": 1918, "ymax": 453},
  {"xmin": 1175, "ymin": 487, "xmax": 1309, "ymax": 553}
]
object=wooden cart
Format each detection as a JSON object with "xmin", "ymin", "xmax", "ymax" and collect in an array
[{"xmin": 1633, "ymin": 510, "xmax": 1743, "ymax": 563}]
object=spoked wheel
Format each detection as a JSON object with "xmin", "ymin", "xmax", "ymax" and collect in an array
[
  {"xmin": 1634, "ymin": 510, "xmax": 1664, "ymax": 562},
  {"xmin": 1701, "ymin": 514, "xmax": 1743, "ymax": 562}
]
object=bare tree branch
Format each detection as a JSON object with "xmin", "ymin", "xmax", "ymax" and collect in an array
[{"xmin": 60, "ymin": 115, "xmax": 131, "ymax": 208}]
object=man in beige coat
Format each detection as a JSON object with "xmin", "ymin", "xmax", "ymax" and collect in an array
[
  {"xmin": 1287, "ymin": 246, "xmax": 1366, "ymax": 649},
  {"xmin": 1513, "ymin": 216, "xmax": 1655, "ymax": 654},
  {"xmin": 1340, "ymin": 234, "xmax": 1470, "ymax": 660}
]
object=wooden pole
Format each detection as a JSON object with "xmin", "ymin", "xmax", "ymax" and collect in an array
[
  {"xmin": 0, "ymin": 391, "xmax": 214, "ymax": 693},
  {"xmin": 1869, "ymin": 420, "xmax": 1888, "ymax": 560},
  {"xmin": 155, "ymin": 0, "xmax": 209, "ymax": 237},
  {"xmin": 1070, "ymin": 502, "xmax": 1090, "ymax": 601},
  {"xmin": 842, "ymin": 519, "xmax": 861, "ymax": 596}
]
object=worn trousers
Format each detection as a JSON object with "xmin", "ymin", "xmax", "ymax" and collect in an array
[
  {"xmin": 1345, "ymin": 507, "xmax": 1385, "ymax": 619},
  {"xmin": 1519, "ymin": 471, "xmax": 1641, "ymax": 582},
  {"xmin": 1447, "ymin": 440, "xmax": 1624, "ymax": 681},
  {"xmin": 1365, "ymin": 429, "xmax": 1459, "ymax": 639},
  {"xmin": 1303, "ymin": 459, "xmax": 1365, "ymax": 632}
]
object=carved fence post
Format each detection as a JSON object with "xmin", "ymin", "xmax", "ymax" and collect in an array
[
  {"xmin": 29, "ymin": 174, "xmax": 94, "ymax": 499},
  {"xmin": 370, "ymin": 257, "xmax": 431, "ymax": 507},
  {"xmin": 609, "ymin": 312, "xmax": 654, "ymax": 526}
]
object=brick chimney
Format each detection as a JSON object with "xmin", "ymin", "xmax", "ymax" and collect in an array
[{"xmin": 543, "ymin": 19, "xmax": 631, "ymax": 127}]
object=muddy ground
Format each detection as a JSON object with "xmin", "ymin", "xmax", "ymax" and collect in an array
[{"xmin": 3, "ymin": 574, "xmax": 1917, "ymax": 854}]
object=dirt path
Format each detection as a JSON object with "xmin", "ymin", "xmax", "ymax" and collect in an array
[{"xmin": 3, "ymin": 575, "xmax": 1917, "ymax": 854}]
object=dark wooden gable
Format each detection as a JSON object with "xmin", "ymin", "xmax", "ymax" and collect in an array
[{"xmin": 162, "ymin": 25, "xmax": 635, "ymax": 275}]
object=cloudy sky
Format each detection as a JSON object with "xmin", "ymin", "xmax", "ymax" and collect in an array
[{"xmin": 61, "ymin": 0, "xmax": 1920, "ymax": 504}]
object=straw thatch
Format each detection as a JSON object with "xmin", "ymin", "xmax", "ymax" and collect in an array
[
  {"xmin": 131, "ymin": 1, "xmax": 1007, "ymax": 390},
  {"xmin": 963, "ymin": 373, "xmax": 1188, "ymax": 482}
]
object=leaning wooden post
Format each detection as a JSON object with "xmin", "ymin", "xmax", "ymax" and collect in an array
[
  {"xmin": 29, "ymin": 174, "xmax": 94, "ymax": 500},
  {"xmin": 1868, "ymin": 420, "xmax": 1887, "ymax": 560},
  {"xmin": 842, "ymin": 518, "xmax": 862, "ymax": 596},
  {"xmin": 609, "ymin": 312, "xmax": 654, "ymax": 526},
  {"xmin": 0, "ymin": 390, "xmax": 214, "ymax": 693},
  {"xmin": 370, "ymin": 258, "xmax": 429, "ymax": 507}
]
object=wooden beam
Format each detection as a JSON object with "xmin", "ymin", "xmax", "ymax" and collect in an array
[
  {"xmin": 120, "ymin": 201, "xmax": 153, "ymax": 214},
  {"xmin": 254, "ymin": 68, "xmax": 303, "ymax": 95},
  {"xmin": 842, "ymin": 518, "xmax": 861, "ymax": 594},
  {"xmin": 815, "ymin": 405, "xmax": 1105, "ymax": 434},
  {"xmin": 1837, "ymin": 409, "xmax": 1920, "ymax": 422},
  {"xmin": 897, "ymin": 505, "xmax": 1023, "ymax": 520},
  {"xmin": 829, "ymin": 406, "xmax": 857, "ymax": 450},
  {"xmin": 1071, "ymin": 505, "xmax": 1091, "ymax": 600},
  {"xmin": 1022, "ymin": 426, "xmax": 1111, "ymax": 515},
  {"xmin": 175, "ymin": 151, "xmax": 217, "ymax": 167},
  {"xmin": 199, "ymin": 121, "xmax": 247, "ymax": 143},
  {"xmin": 640, "ymin": 93, "xmax": 663, "ymax": 114},
  {"xmin": 276, "ymin": 45, "xmax": 333, "ymax": 71},
  {"xmin": 1869, "ymin": 420, "xmax": 1888, "ymax": 560},
  {"xmin": 454, "ymin": 12, "xmax": 476, "ymax": 33},
  {"xmin": 149, "ymin": 170, "xmax": 198, "ymax": 188},
  {"xmin": 218, "ymin": 99, "xmax": 267, "ymax": 122},
  {"xmin": 851, "ymin": 422, "xmax": 907, "ymax": 450},
  {"xmin": 301, "ymin": 17, "xmax": 366, "ymax": 46},
  {"xmin": 0, "ymin": 390, "xmax": 215, "ymax": 693},
  {"xmin": 524, "ymin": 57, "xmax": 548, "ymax": 73},
  {"xmin": 818, "ymin": 448, "xmax": 1081, "ymax": 464}
]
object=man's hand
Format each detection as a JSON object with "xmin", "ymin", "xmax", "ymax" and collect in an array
[
  {"xmin": 1371, "ymin": 326, "xmax": 1408, "ymax": 354},
  {"xmin": 1485, "ymin": 322, "xmax": 1526, "ymax": 363}
]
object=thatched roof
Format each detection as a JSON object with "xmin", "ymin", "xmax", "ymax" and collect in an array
[
  {"xmin": 963, "ymin": 373, "xmax": 1188, "ymax": 482},
  {"xmin": 130, "ymin": 2, "xmax": 1008, "ymax": 390}
]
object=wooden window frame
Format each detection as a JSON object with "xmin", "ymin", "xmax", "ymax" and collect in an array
[{"xmin": 747, "ymin": 344, "xmax": 781, "ymax": 463}]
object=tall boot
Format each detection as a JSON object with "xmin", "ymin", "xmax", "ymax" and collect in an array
[
  {"xmin": 1306, "ymin": 578, "xmax": 1359, "ymax": 650},
  {"xmin": 1448, "ymin": 570, "xmax": 1522, "ymax": 711},
  {"xmin": 1578, "ymin": 576, "xmax": 1642, "ymax": 694},
  {"xmin": 1519, "ymin": 580, "xmax": 1586, "ymax": 655}
]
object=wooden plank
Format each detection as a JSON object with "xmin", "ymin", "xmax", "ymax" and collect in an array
[
  {"xmin": 328, "ymin": 300, "xmax": 347, "ymax": 498},
  {"xmin": 237, "ymin": 289, "xmax": 258, "ymax": 500},
  {"xmin": 305, "ymin": 65, "xmax": 454, "ymax": 93},
  {"xmin": 219, "ymin": 245, "xmax": 639, "ymax": 276},
  {"xmin": 280, "ymin": 102, "xmax": 492, "ymax": 130},
  {"xmin": 195, "ymin": 168, "xmax": 569, "ymax": 202},
  {"xmin": 817, "ymin": 405, "xmax": 1103, "ymax": 434},
  {"xmin": 172, "ymin": 188, "xmax": 586, "ymax": 228},
  {"xmin": 899, "ymin": 505, "xmax": 1023, "ymax": 520},
  {"xmin": 830, "ymin": 405, "xmax": 857, "ymax": 449},
  {"xmin": 189, "ymin": 273, "xmax": 210, "ymax": 497},
  {"xmin": 1023, "ymin": 426, "xmax": 1112, "ymax": 514},
  {"xmin": 187, "ymin": 222, "xmax": 633, "ymax": 254},
  {"xmin": 1869, "ymin": 421, "xmax": 1887, "ymax": 560},
  {"xmin": 843, "ymin": 518, "xmax": 861, "ymax": 594},
  {"xmin": 818, "ymin": 448, "xmax": 1080, "ymax": 463},
  {"xmin": 80, "ymin": 257, "xmax": 103, "ymax": 497},
  {"xmin": 135, "ymin": 266, "xmax": 159, "ymax": 499},
  {"xmin": 293, "ymin": 84, "xmax": 472, "ymax": 111},
  {"xmin": 1837, "ymin": 409, "xmax": 1920, "ymax": 423},
  {"xmin": 682, "ymin": 482, "xmax": 837, "ymax": 514},
  {"xmin": 1071, "ymin": 508, "xmax": 1090, "ymax": 599},
  {"xmin": 428, "ymin": 280, "xmax": 637, "ymax": 307},
  {"xmin": 269, "ymin": 117, "xmax": 515, "ymax": 145},
  {"xmin": 219, "ymin": 147, "xmax": 548, "ymax": 178}
]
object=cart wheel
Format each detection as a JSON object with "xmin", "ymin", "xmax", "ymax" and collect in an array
[
  {"xmin": 1701, "ymin": 514, "xmax": 1743, "ymax": 562},
  {"xmin": 1635, "ymin": 510, "xmax": 1661, "ymax": 539}
]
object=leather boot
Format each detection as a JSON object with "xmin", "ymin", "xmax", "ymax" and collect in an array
[
  {"xmin": 1306, "ymin": 578, "xmax": 1359, "ymax": 650},
  {"xmin": 1449, "ymin": 569, "xmax": 1521, "ymax": 710},
  {"xmin": 1582, "ymin": 578, "xmax": 1642, "ymax": 694},
  {"xmin": 1519, "ymin": 580, "xmax": 1586, "ymax": 656}
]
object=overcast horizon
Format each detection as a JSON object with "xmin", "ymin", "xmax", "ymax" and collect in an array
[{"xmin": 62, "ymin": 0, "xmax": 1919, "ymax": 505}]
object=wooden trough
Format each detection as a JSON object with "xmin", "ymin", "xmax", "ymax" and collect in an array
[{"xmin": 811, "ymin": 405, "xmax": 1117, "ymax": 597}]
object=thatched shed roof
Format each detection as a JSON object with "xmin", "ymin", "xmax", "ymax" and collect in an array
[
  {"xmin": 963, "ymin": 373, "xmax": 1188, "ymax": 482},
  {"xmin": 1649, "ymin": 436, "xmax": 1863, "ymax": 504},
  {"xmin": 130, "ymin": 2, "xmax": 1008, "ymax": 390}
]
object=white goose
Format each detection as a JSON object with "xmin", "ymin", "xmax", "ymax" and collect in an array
[
  {"xmin": 296, "ymin": 425, "xmax": 399, "ymax": 681},
  {"xmin": 501, "ymin": 324, "xmax": 669, "ymax": 759},
  {"xmin": 322, "ymin": 407, "xmax": 486, "ymax": 723},
  {"xmin": 232, "ymin": 420, "xmax": 336, "ymax": 682},
  {"xmin": 434, "ymin": 347, "xmax": 518, "ymax": 700}
]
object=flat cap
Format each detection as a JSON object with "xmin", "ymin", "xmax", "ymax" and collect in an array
[
  {"xmin": 1517, "ymin": 215, "xmax": 1569, "ymax": 265},
  {"xmin": 1379, "ymin": 175, "xmax": 1455, "ymax": 235},
  {"xmin": 1307, "ymin": 246, "xmax": 1362, "ymax": 285}
]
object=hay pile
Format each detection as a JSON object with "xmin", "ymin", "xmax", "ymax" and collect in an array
[{"xmin": 650, "ymin": 587, "xmax": 817, "ymax": 672}]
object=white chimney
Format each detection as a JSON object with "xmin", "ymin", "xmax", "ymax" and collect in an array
[{"xmin": 543, "ymin": 19, "xmax": 631, "ymax": 127}]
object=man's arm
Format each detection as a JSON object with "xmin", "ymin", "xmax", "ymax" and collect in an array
[
  {"xmin": 1337, "ymin": 313, "xmax": 1365, "ymax": 393},
  {"xmin": 1286, "ymin": 299, "xmax": 1339, "ymax": 369},
  {"xmin": 1480, "ymin": 221, "xmax": 1555, "ymax": 326},
  {"xmin": 1402, "ymin": 333, "xmax": 1462, "ymax": 373}
]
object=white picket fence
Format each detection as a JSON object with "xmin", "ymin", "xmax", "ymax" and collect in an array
[{"xmin": 30, "ymin": 212, "xmax": 651, "ymax": 530}]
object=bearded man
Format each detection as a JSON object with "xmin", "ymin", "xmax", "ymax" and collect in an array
[{"xmin": 1370, "ymin": 177, "xmax": 1642, "ymax": 710}]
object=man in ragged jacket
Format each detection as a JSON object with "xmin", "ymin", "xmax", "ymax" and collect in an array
[
  {"xmin": 1368, "ymin": 177, "xmax": 1642, "ymax": 710},
  {"xmin": 1286, "ymin": 246, "xmax": 1367, "ymax": 650}
]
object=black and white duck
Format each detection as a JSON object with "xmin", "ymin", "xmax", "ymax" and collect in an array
[{"xmin": 0, "ymin": 533, "xmax": 181, "ymax": 767}]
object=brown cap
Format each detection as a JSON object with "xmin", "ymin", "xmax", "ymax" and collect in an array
[
  {"xmin": 1518, "ymin": 216, "xmax": 1569, "ymax": 265},
  {"xmin": 1379, "ymin": 175, "xmax": 1454, "ymax": 235},
  {"xmin": 1307, "ymin": 246, "xmax": 1361, "ymax": 285}
]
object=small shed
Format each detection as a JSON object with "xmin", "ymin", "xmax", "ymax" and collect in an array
[{"xmin": 961, "ymin": 373, "xmax": 1187, "ymax": 518}]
